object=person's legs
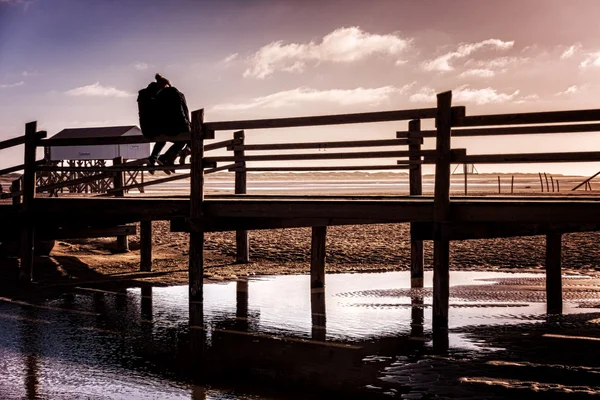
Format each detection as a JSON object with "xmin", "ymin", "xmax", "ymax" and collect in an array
[{"xmin": 149, "ymin": 141, "xmax": 166, "ymax": 163}]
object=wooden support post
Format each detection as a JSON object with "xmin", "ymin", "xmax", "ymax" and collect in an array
[
  {"xmin": 12, "ymin": 179, "xmax": 21, "ymax": 205},
  {"xmin": 20, "ymin": 122, "xmax": 37, "ymax": 283},
  {"xmin": 141, "ymin": 286, "xmax": 153, "ymax": 321},
  {"xmin": 551, "ymin": 176, "xmax": 555, "ymax": 192},
  {"xmin": 311, "ymin": 226, "xmax": 327, "ymax": 341},
  {"xmin": 497, "ymin": 176, "xmax": 501, "ymax": 194},
  {"xmin": 234, "ymin": 130, "xmax": 249, "ymax": 263},
  {"xmin": 112, "ymin": 157, "xmax": 129, "ymax": 252},
  {"xmin": 546, "ymin": 233, "xmax": 562, "ymax": 314},
  {"xmin": 511, "ymin": 175, "xmax": 515, "ymax": 194},
  {"xmin": 408, "ymin": 119, "xmax": 424, "ymax": 288},
  {"xmin": 557, "ymin": 180, "xmax": 560, "ymax": 192},
  {"xmin": 433, "ymin": 92, "xmax": 452, "ymax": 351},
  {"xmin": 544, "ymin": 172, "xmax": 550, "ymax": 192},
  {"xmin": 140, "ymin": 221, "xmax": 152, "ymax": 272},
  {"xmin": 189, "ymin": 109, "xmax": 206, "ymax": 378},
  {"xmin": 463, "ymin": 164, "xmax": 468, "ymax": 196},
  {"xmin": 539, "ymin": 172, "xmax": 544, "ymax": 192},
  {"xmin": 189, "ymin": 109, "xmax": 205, "ymax": 304},
  {"xmin": 410, "ymin": 295, "xmax": 425, "ymax": 340}
]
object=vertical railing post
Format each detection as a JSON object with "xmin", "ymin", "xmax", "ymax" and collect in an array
[
  {"xmin": 112, "ymin": 156, "xmax": 129, "ymax": 252},
  {"xmin": 189, "ymin": 109, "xmax": 206, "ymax": 379},
  {"xmin": 432, "ymin": 91, "xmax": 452, "ymax": 351},
  {"xmin": 234, "ymin": 130, "xmax": 249, "ymax": 263},
  {"xmin": 408, "ymin": 119, "xmax": 424, "ymax": 288},
  {"xmin": 20, "ymin": 121, "xmax": 37, "ymax": 283},
  {"xmin": 546, "ymin": 233, "xmax": 562, "ymax": 314}
]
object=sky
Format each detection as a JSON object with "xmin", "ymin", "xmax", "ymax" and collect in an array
[{"xmin": 3, "ymin": 0, "xmax": 600, "ymax": 175}]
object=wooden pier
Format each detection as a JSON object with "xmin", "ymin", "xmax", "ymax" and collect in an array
[{"xmin": 3, "ymin": 90, "xmax": 600, "ymax": 350}]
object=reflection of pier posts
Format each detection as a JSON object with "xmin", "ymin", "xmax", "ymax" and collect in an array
[
  {"xmin": 546, "ymin": 233, "xmax": 563, "ymax": 314},
  {"xmin": 141, "ymin": 286, "xmax": 153, "ymax": 321},
  {"xmin": 311, "ymin": 226, "xmax": 327, "ymax": 341},
  {"xmin": 410, "ymin": 295, "xmax": 425, "ymax": 340},
  {"xmin": 236, "ymin": 278, "xmax": 249, "ymax": 331},
  {"xmin": 22, "ymin": 308, "xmax": 40, "ymax": 400}
]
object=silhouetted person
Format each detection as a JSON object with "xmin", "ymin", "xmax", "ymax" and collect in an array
[{"xmin": 137, "ymin": 74, "xmax": 191, "ymax": 174}]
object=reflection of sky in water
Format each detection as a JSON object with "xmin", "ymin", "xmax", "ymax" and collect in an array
[{"xmin": 0, "ymin": 271, "xmax": 599, "ymax": 399}]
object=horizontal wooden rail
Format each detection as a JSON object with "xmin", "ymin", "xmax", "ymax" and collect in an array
[
  {"xmin": 397, "ymin": 123, "xmax": 600, "ymax": 138},
  {"xmin": 40, "ymin": 133, "xmax": 191, "ymax": 147},
  {"xmin": 205, "ymin": 162, "xmax": 242, "ymax": 174},
  {"xmin": 205, "ymin": 139, "xmax": 235, "ymax": 152},
  {"xmin": 233, "ymin": 138, "xmax": 418, "ymax": 152},
  {"xmin": 0, "ymin": 160, "xmax": 46, "ymax": 176},
  {"xmin": 456, "ymin": 151, "xmax": 600, "ymax": 164},
  {"xmin": 203, "ymin": 108, "xmax": 444, "ymax": 131},
  {"xmin": 238, "ymin": 165, "xmax": 414, "ymax": 172},
  {"xmin": 458, "ymin": 109, "xmax": 600, "ymax": 127},
  {"xmin": 102, "ymin": 173, "xmax": 191, "ymax": 196},
  {"xmin": 0, "ymin": 131, "xmax": 47, "ymax": 151},
  {"xmin": 205, "ymin": 149, "xmax": 437, "ymax": 163}
]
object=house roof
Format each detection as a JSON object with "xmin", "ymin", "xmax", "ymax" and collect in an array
[{"xmin": 51, "ymin": 126, "xmax": 141, "ymax": 139}]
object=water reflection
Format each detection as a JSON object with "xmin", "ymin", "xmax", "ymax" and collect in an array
[{"xmin": 0, "ymin": 271, "xmax": 599, "ymax": 399}]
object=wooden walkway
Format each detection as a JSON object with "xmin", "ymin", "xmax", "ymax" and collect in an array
[{"xmin": 3, "ymin": 89, "xmax": 600, "ymax": 351}]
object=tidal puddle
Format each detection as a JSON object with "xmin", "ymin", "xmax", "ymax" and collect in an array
[{"xmin": 1, "ymin": 271, "xmax": 600, "ymax": 399}]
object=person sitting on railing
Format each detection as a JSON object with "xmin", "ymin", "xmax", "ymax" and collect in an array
[
  {"xmin": 137, "ymin": 81, "xmax": 162, "ymax": 175},
  {"xmin": 154, "ymin": 73, "xmax": 191, "ymax": 172}
]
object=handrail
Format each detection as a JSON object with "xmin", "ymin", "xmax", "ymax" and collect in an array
[
  {"xmin": 40, "ymin": 133, "xmax": 190, "ymax": 147},
  {"xmin": 234, "ymin": 138, "xmax": 416, "ymax": 151},
  {"xmin": 0, "ymin": 159, "xmax": 46, "ymax": 176},
  {"xmin": 0, "ymin": 131, "xmax": 47, "ymax": 151},
  {"xmin": 397, "ymin": 123, "xmax": 600, "ymax": 138},
  {"xmin": 456, "ymin": 151, "xmax": 600, "ymax": 164},
  {"xmin": 204, "ymin": 107, "xmax": 445, "ymax": 131},
  {"xmin": 458, "ymin": 109, "xmax": 600, "ymax": 127},
  {"xmin": 205, "ymin": 149, "xmax": 437, "ymax": 163},
  {"xmin": 237, "ymin": 165, "xmax": 414, "ymax": 172}
]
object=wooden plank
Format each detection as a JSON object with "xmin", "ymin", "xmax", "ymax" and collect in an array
[
  {"xmin": 189, "ymin": 109, "xmax": 205, "ymax": 304},
  {"xmin": 546, "ymin": 233, "xmax": 562, "ymax": 314},
  {"xmin": 0, "ymin": 225, "xmax": 137, "ymax": 241},
  {"xmin": 234, "ymin": 130, "xmax": 249, "ymax": 263},
  {"xmin": 0, "ymin": 131, "xmax": 46, "ymax": 151},
  {"xmin": 397, "ymin": 123, "xmax": 600, "ymax": 138},
  {"xmin": 237, "ymin": 138, "xmax": 412, "ymax": 151},
  {"xmin": 433, "ymin": 91, "xmax": 452, "ymax": 348},
  {"xmin": 241, "ymin": 165, "xmax": 413, "ymax": 172},
  {"xmin": 205, "ymin": 149, "xmax": 436, "ymax": 163},
  {"xmin": 140, "ymin": 221, "xmax": 152, "ymax": 272},
  {"xmin": 408, "ymin": 119, "xmax": 424, "ymax": 289},
  {"xmin": 456, "ymin": 151, "xmax": 600, "ymax": 164},
  {"xmin": 459, "ymin": 109, "xmax": 600, "ymax": 127},
  {"xmin": 204, "ymin": 108, "xmax": 440, "ymax": 131},
  {"xmin": 205, "ymin": 139, "xmax": 234, "ymax": 152},
  {"xmin": 205, "ymin": 162, "xmax": 241, "ymax": 175},
  {"xmin": 20, "ymin": 122, "xmax": 38, "ymax": 282}
]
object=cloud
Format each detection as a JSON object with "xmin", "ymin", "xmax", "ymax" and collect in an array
[
  {"xmin": 561, "ymin": 43, "xmax": 582, "ymax": 60},
  {"xmin": 222, "ymin": 53, "xmax": 238, "ymax": 64},
  {"xmin": 580, "ymin": 52, "xmax": 600, "ymax": 68},
  {"xmin": 464, "ymin": 56, "xmax": 523, "ymax": 70},
  {"xmin": 422, "ymin": 39, "xmax": 514, "ymax": 72},
  {"xmin": 459, "ymin": 68, "xmax": 495, "ymax": 78},
  {"xmin": 410, "ymin": 85, "xmax": 521, "ymax": 105},
  {"xmin": 556, "ymin": 85, "xmax": 581, "ymax": 96},
  {"xmin": 243, "ymin": 26, "xmax": 412, "ymax": 79},
  {"xmin": 212, "ymin": 84, "xmax": 414, "ymax": 111},
  {"xmin": 0, "ymin": 0, "xmax": 33, "ymax": 10},
  {"xmin": 0, "ymin": 81, "xmax": 24, "ymax": 89},
  {"xmin": 134, "ymin": 62, "xmax": 150, "ymax": 71},
  {"xmin": 64, "ymin": 82, "xmax": 133, "ymax": 98}
]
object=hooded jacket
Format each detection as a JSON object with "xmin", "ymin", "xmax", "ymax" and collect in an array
[
  {"xmin": 137, "ymin": 82, "xmax": 160, "ymax": 138},
  {"xmin": 155, "ymin": 86, "xmax": 191, "ymax": 136}
]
